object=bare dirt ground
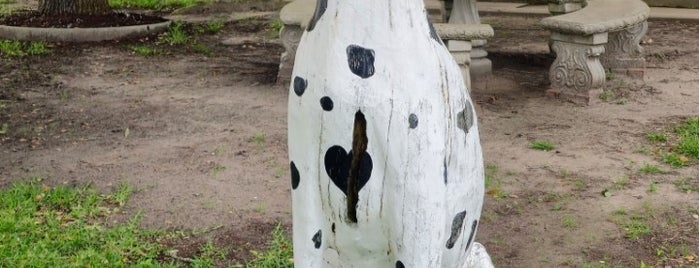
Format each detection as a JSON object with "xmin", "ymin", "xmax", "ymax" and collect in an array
[{"xmin": 1, "ymin": 3, "xmax": 698, "ymax": 267}]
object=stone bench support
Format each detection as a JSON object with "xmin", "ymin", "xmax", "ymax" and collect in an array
[
  {"xmin": 540, "ymin": 0, "xmax": 650, "ymax": 103},
  {"xmin": 434, "ymin": 23, "xmax": 494, "ymax": 90},
  {"xmin": 548, "ymin": 32, "xmax": 607, "ymax": 101}
]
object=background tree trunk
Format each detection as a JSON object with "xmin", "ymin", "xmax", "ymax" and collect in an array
[{"xmin": 39, "ymin": 0, "xmax": 112, "ymax": 16}]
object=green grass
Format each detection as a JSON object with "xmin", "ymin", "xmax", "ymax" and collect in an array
[
  {"xmin": 0, "ymin": 40, "xmax": 50, "ymax": 57},
  {"xmin": 561, "ymin": 215, "xmax": 577, "ymax": 229},
  {"xmin": 673, "ymin": 178, "xmax": 699, "ymax": 193},
  {"xmin": 266, "ymin": 19, "xmax": 284, "ymax": 38},
  {"xmin": 127, "ymin": 44, "xmax": 162, "ymax": 56},
  {"xmin": 484, "ymin": 164, "xmax": 509, "ymax": 199},
  {"xmin": 675, "ymin": 118, "xmax": 699, "ymax": 158},
  {"xmin": 638, "ymin": 163, "xmax": 664, "ymax": 174},
  {"xmin": 190, "ymin": 43, "xmax": 212, "ymax": 57},
  {"xmin": 662, "ymin": 153, "xmax": 688, "ymax": 167},
  {"xmin": 0, "ymin": 178, "xmax": 293, "ymax": 267},
  {"xmin": 250, "ymin": 133, "xmax": 267, "ymax": 145},
  {"xmin": 529, "ymin": 140, "xmax": 555, "ymax": 151},
  {"xmin": 195, "ymin": 20, "xmax": 225, "ymax": 34},
  {"xmin": 109, "ymin": 0, "xmax": 209, "ymax": 9},
  {"xmin": 0, "ymin": 179, "xmax": 166, "ymax": 266},
  {"xmin": 245, "ymin": 224, "xmax": 293, "ymax": 268},
  {"xmin": 646, "ymin": 118, "xmax": 699, "ymax": 168},
  {"xmin": 646, "ymin": 132, "xmax": 668, "ymax": 142},
  {"xmin": 162, "ymin": 21, "xmax": 190, "ymax": 45},
  {"xmin": 0, "ymin": 123, "xmax": 8, "ymax": 135},
  {"xmin": 623, "ymin": 219, "xmax": 653, "ymax": 239}
]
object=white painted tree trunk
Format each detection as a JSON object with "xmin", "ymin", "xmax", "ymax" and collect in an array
[{"xmin": 287, "ymin": 0, "xmax": 492, "ymax": 267}]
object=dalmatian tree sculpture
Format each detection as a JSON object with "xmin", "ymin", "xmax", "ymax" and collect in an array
[{"xmin": 287, "ymin": 0, "xmax": 493, "ymax": 266}]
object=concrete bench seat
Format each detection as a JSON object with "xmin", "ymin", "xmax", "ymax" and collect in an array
[
  {"xmin": 540, "ymin": 0, "xmax": 650, "ymax": 103},
  {"xmin": 276, "ymin": 0, "xmax": 494, "ymax": 88}
]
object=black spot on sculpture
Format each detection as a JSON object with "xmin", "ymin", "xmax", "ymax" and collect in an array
[
  {"xmin": 293, "ymin": 76, "xmax": 307, "ymax": 96},
  {"xmin": 427, "ymin": 14, "xmax": 443, "ymax": 45},
  {"xmin": 307, "ymin": 0, "xmax": 327, "ymax": 32},
  {"xmin": 457, "ymin": 102, "xmax": 474, "ymax": 135},
  {"xmin": 323, "ymin": 147, "xmax": 373, "ymax": 194},
  {"xmin": 443, "ymin": 158, "xmax": 448, "ymax": 184},
  {"xmin": 446, "ymin": 210, "xmax": 468, "ymax": 249},
  {"xmin": 347, "ymin": 45, "xmax": 376, "ymax": 79},
  {"xmin": 466, "ymin": 220, "xmax": 479, "ymax": 250},
  {"xmin": 312, "ymin": 230, "xmax": 322, "ymax": 249},
  {"xmin": 395, "ymin": 260, "xmax": 405, "ymax": 268},
  {"xmin": 320, "ymin": 96, "xmax": 334, "ymax": 111},
  {"xmin": 290, "ymin": 161, "xmax": 300, "ymax": 189},
  {"xmin": 409, "ymin": 114, "xmax": 418, "ymax": 129}
]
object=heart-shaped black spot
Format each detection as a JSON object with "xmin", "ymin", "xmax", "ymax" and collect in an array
[{"xmin": 324, "ymin": 145, "xmax": 372, "ymax": 194}]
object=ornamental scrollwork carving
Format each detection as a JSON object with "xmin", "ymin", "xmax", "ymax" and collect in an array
[
  {"xmin": 606, "ymin": 22, "xmax": 647, "ymax": 57},
  {"xmin": 550, "ymin": 41, "xmax": 605, "ymax": 92}
]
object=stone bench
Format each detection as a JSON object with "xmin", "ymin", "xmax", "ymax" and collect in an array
[
  {"xmin": 540, "ymin": 0, "xmax": 650, "ymax": 103},
  {"xmin": 276, "ymin": 0, "xmax": 494, "ymax": 89}
]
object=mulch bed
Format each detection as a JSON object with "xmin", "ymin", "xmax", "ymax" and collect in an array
[{"xmin": 1, "ymin": 11, "xmax": 166, "ymax": 28}]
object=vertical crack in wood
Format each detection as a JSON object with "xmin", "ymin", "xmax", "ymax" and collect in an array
[{"xmin": 347, "ymin": 111, "xmax": 367, "ymax": 223}]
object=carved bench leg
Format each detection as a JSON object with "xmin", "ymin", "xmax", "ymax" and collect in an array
[
  {"xmin": 276, "ymin": 24, "xmax": 303, "ymax": 86},
  {"xmin": 601, "ymin": 22, "xmax": 647, "ymax": 77},
  {"xmin": 447, "ymin": 40, "xmax": 472, "ymax": 91},
  {"xmin": 548, "ymin": 32, "xmax": 607, "ymax": 104}
]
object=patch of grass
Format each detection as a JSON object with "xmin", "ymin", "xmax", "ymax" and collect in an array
[
  {"xmin": 647, "ymin": 118, "xmax": 699, "ymax": 168},
  {"xmin": 561, "ymin": 215, "xmax": 577, "ymax": 229},
  {"xmin": 190, "ymin": 43, "xmax": 212, "ymax": 57},
  {"xmin": 162, "ymin": 21, "xmax": 190, "ymax": 45},
  {"xmin": 673, "ymin": 178, "xmax": 699, "ymax": 193},
  {"xmin": 201, "ymin": 199, "xmax": 216, "ymax": 209},
  {"xmin": 599, "ymin": 90, "xmax": 614, "ymax": 102},
  {"xmin": 250, "ymin": 132, "xmax": 267, "ymax": 145},
  {"xmin": 674, "ymin": 118, "xmax": 699, "ymax": 159},
  {"xmin": 0, "ymin": 123, "xmax": 8, "ymax": 135},
  {"xmin": 611, "ymin": 175, "xmax": 630, "ymax": 190},
  {"xmin": 190, "ymin": 240, "xmax": 227, "ymax": 267},
  {"xmin": 0, "ymin": 179, "xmax": 166, "ymax": 266},
  {"xmin": 662, "ymin": 153, "xmax": 688, "ymax": 167},
  {"xmin": 266, "ymin": 19, "xmax": 283, "ymax": 38},
  {"xmin": 245, "ymin": 224, "xmax": 293, "ymax": 268},
  {"xmin": 648, "ymin": 181, "xmax": 658, "ymax": 193},
  {"xmin": 572, "ymin": 178, "xmax": 587, "ymax": 191},
  {"xmin": 638, "ymin": 163, "xmax": 664, "ymax": 174},
  {"xmin": 127, "ymin": 44, "xmax": 161, "ymax": 56},
  {"xmin": 622, "ymin": 218, "xmax": 653, "ymax": 239},
  {"xmin": 210, "ymin": 163, "xmax": 226, "ymax": 177},
  {"xmin": 529, "ymin": 140, "xmax": 555, "ymax": 151},
  {"xmin": 109, "ymin": 0, "xmax": 209, "ymax": 9},
  {"xmin": 484, "ymin": 164, "xmax": 509, "ymax": 199},
  {"xmin": 196, "ymin": 20, "xmax": 225, "ymax": 34},
  {"xmin": 647, "ymin": 132, "xmax": 668, "ymax": 142},
  {"xmin": 212, "ymin": 145, "xmax": 225, "ymax": 156},
  {"xmin": 0, "ymin": 40, "xmax": 50, "ymax": 57}
]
